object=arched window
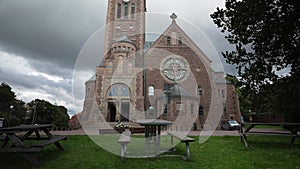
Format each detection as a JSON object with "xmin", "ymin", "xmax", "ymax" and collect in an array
[
  {"xmin": 198, "ymin": 106, "xmax": 204, "ymax": 115},
  {"xmin": 178, "ymin": 37, "xmax": 183, "ymax": 45},
  {"xmin": 124, "ymin": 3, "xmax": 128, "ymax": 19},
  {"xmin": 221, "ymin": 89, "xmax": 225, "ymax": 98},
  {"xmin": 166, "ymin": 36, "xmax": 171, "ymax": 45},
  {"xmin": 117, "ymin": 3, "xmax": 121, "ymax": 19},
  {"xmin": 198, "ymin": 86, "xmax": 203, "ymax": 95},
  {"xmin": 108, "ymin": 61, "xmax": 113, "ymax": 73},
  {"xmin": 149, "ymin": 86, "xmax": 154, "ymax": 96},
  {"xmin": 117, "ymin": 56, "xmax": 124, "ymax": 74},
  {"xmin": 109, "ymin": 84, "xmax": 129, "ymax": 97},
  {"xmin": 127, "ymin": 61, "xmax": 133, "ymax": 74},
  {"xmin": 131, "ymin": 4, "xmax": 135, "ymax": 19}
]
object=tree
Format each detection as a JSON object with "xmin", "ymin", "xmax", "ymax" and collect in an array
[
  {"xmin": 211, "ymin": 0, "xmax": 300, "ymax": 122},
  {"xmin": 52, "ymin": 106, "xmax": 69, "ymax": 129},
  {"xmin": 0, "ymin": 83, "xmax": 16, "ymax": 112},
  {"xmin": 28, "ymin": 99, "xmax": 69, "ymax": 128},
  {"xmin": 272, "ymin": 75, "xmax": 300, "ymax": 122},
  {"xmin": 211, "ymin": 0, "xmax": 300, "ymax": 92}
]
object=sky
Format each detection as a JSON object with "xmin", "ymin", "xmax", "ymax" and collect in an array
[{"xmin": 0, "ymin": 0, "xmax": 236, "ymax": 116}]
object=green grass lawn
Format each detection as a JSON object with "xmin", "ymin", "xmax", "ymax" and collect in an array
[{"xmin": 0, "ymin": 135, "xmax": 299, "ymax": 169}]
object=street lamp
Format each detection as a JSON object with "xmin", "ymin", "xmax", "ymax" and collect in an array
[
  {"xmin": 32, "ymin": 104, "xmax": 37, "ymax": 125},
  {"xmin": 8, "ymin": 105, "xmax": 14, "ymax": 127}
]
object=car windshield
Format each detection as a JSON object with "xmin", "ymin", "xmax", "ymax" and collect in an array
[{"xmin": 228, "ymin": 121, "xmax": 238, "ymax": 125}]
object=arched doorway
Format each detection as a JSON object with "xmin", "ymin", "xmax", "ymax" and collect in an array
[{"xmin": 107, "ymin": 84, "xmax": 131, "ymax": 122}]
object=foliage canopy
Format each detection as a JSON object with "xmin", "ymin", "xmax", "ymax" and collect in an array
[
  {"xmin": 211, "ymin": 0, "xmax": 300, "ymax": 92},
  {"xmin": 212, "ymin": 0, "xmax": 300, "ymax": 122}
]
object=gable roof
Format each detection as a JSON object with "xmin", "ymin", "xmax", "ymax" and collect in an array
[{"xmin": 146, "ymin": 16, "xmax": 212, "ymax": 68}]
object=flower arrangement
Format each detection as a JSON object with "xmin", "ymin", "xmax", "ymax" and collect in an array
[{"xmin": 114, "ymin": 122, "xmax": 134, "ymax": 129}]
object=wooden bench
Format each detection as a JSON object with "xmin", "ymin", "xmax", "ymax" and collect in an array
[
  {"xmin": 167, "ymin": 131, "xmax": 195, "ymax": 160},
  {"xmin": 0, "ymin": 124, "xmax": 67, "ymax": 167},
  {"xmin": 118, "ymin": 130, "xmax": 131, "ymax": 161},
  {"xmin": 30, "ymin": 135, "xmax": 67, "ymax": 151},
  {"xmin": 240, "ymin": 122, "xmax": 300, "ymax": 147},
  {"xmin": 0, "ymin": 147, "xmax": 42, "ymax": 153}
]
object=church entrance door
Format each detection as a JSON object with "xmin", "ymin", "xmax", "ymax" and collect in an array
[
  {"xmin": 108, "ymin": 102, "xmax": 116, "ymax": 122},
  {"xmin": 121, "ymin": 102, "xmax": 130, "ymax": 122}
]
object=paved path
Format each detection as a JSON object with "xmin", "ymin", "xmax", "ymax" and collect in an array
[{"xmin": 49, "ymin": 129, "xmax": 241, "ymax": 136}]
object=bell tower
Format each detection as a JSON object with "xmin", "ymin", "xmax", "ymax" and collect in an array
[{"xmin": 104, "ymin": 0, "xmax": 146, "ymax": 67}]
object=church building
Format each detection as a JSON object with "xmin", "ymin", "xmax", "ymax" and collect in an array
[{"xmin": 80, "ymin": 0, "xmax": 241, "ymax": 130}]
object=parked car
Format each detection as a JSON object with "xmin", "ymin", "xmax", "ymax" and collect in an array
[{"xmin": 221, "ymin": 120, "xmax": 240, "ymax": 130}]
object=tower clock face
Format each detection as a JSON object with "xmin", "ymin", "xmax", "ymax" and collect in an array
[
  {"xmin": 123, "ymin": 0, "xmax": 130, "ymax": 3},
  {"xmin": 161, "ymin": 55, "xmax": 189, "ymax": 82}
]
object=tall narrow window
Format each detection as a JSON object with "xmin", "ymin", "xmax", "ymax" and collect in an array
[
  {"xmin": 87, "ymin": 88, "xmax": 91, "ymax": 98},
  {"xmin": 131, "ymin": 4, "xmax": 135, "ymax": 19},
  {"xmin": 178, "ymin": 37, "xmax": 183, "ymax": 45},
  {"xmin": 108, "ymin": 61, "xmax": 113, "ymax": 73},
  {"xmin": 166, "ymin": 36, "xmax": 171, "ymax": 45},
  {"xmin": 198, "ymin": 106, "xmax": 204, "ymax": 115},
  {"xmin": 124, "ymin": 4, "xmax": 128, "ymax": 19},
  {"xmin": 198, "ymin": 86, "xmax": 203, "ymax": 95},
  {"xmin": 149, "ymin": 86, "xmax": 154, "ymax": 96},
  {"xmin": 127, "ymin": 61, "xmax": 133, "ymax": 74},
  {"xmin": 117, "ymin": 56, "xmax": 124, "ymax": 74},
  {"xmin": 163, "ymin": 104, "xmax": 168, "ymax": 114},
  {"xmin": 221, "ymin": 89, "xmax": 225, "ymax": 98},
  {"xmin": 117, "ymin": 3, "xmax": 121, "ymax": 19}
]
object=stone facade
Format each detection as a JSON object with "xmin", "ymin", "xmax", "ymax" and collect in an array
[{"xmin": 80, "ymin": 0, "xmax": 241, "ymax": 130}]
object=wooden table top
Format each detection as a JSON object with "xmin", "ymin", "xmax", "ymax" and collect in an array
[
  {"xmin": 136, "ymin": 119, "xmax": 173, "ymax": 126},
  {"xmin": 0, "ymin": 124, "xmax": 52, "ymax": 133}
]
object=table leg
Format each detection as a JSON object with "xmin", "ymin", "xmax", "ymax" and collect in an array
[
  {"xmin": 145, "ymin": 126, "xmax": 149, "ymax": 156},
  {"xmin": 22, "ymin": 130, "xmax": 35, "ymax": 140},
  {"xmin": 1, "ymin": 136, "xmax": 9, "ymax": 148},
  {"xmin": 157, "ymin": 126, "xmax": 161, "ymax": 154},
  {"xmin": 185, "ymin": 142, "xmax": 190, "ymax": 161},
  {"xmin": 34, "ymin": 129, "xmax": 41, "ymax": 139},
  {"xmin": 42, "ymin": 127, "xmax": 64, "ymax": 151},
  {"xmin": 8, "ymin": 134, "xmax": 41, "ymax": 167}
]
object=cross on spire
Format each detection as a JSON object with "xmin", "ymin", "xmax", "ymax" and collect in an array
[{"xmin": 170, "ymin": 13, "xmax": 177, "ymax": 22}]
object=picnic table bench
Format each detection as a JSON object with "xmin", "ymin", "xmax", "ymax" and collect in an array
[
  {"xmin": 240, "ymin": 122, "xmax": 300, "ymax": 147},
  {"xmin": 167, "ymin": 131, "xmax": 195, "ymax": 160},
  {"xmin": 0, "ymin": 124, "xmax": 67, "ymax": 167},
  {"xmin": 118, "ymin": 129, "xmax": 131, "ymax": 161}
]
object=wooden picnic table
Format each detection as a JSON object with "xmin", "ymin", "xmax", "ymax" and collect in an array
[
  {"xmin": 240, "ymin": 122, "xmax": 300, "ymax": 147},
  {"xmin": 0, "ymin": 124, "xmax": 67, "ymax": 167},
  {"xmin": 136, "ymin": 119, "xmax": 173, "ymax": 156}
]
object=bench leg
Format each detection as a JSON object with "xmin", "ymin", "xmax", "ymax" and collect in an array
[
  {"xmin": 54, "ymin": 142, "xmax": 65, "ymax": 151},
  {"xmin": 121, "ymin": 143, "xmax": 126, "ymax": 161},
  {"xmin": 171, "ymin": 135, "xmax": 174, "ymax": 147},
  {"xmin": 291, "ymin": 136, "xmax": 296, "ymax": 144},
  {"xmin": 145, "ymin": 137, "xmax": 149, "ymax": 156},
  {"xmin": 185, "ymin": 142, "xmax": 190, "ymax": 161}
]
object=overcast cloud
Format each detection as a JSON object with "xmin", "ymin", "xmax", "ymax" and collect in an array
[{"xmin": 0, "ymin": 0, "xmax": 235, "ymax": 116}]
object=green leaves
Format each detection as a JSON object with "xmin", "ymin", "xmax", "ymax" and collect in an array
[
  {"xmin": 212, "ymin": 0, "xmax": 300, "ymax": 121},
  {"xmin": 211, "ymin": 0, "xmax": 300, "ymax": 92}
]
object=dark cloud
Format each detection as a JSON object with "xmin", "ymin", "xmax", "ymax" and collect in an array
[
  {"xmin": 0, "ymin": 0, "xmax": 236, "ymax": 115},
  {"xmin": 0, "ymin": 0, "xmax": 106, "ymax": 70}
]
